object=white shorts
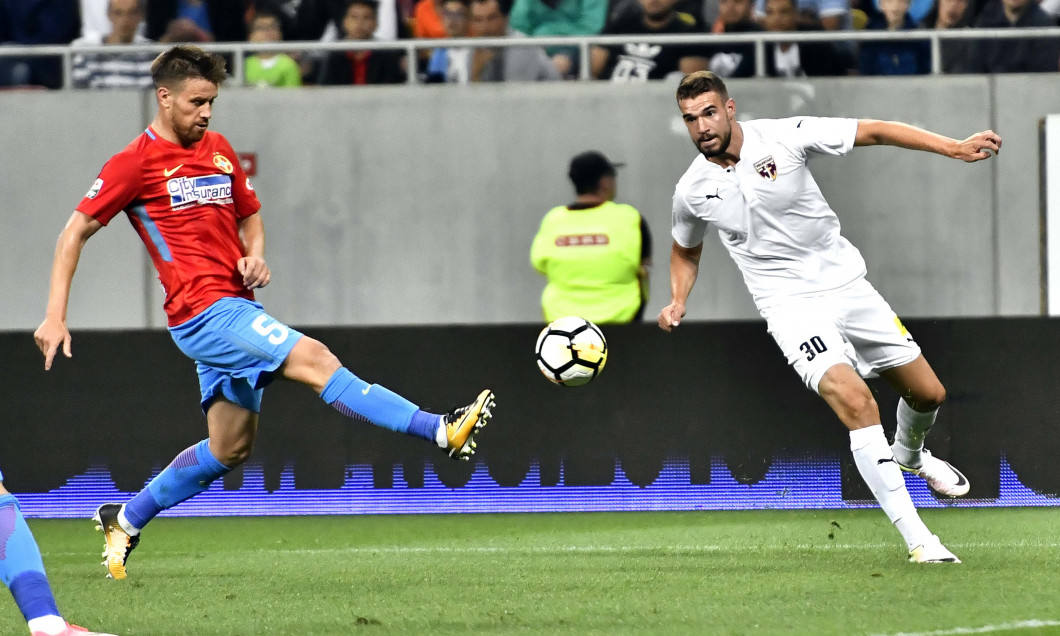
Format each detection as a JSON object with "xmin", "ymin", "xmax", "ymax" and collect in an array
[{"xmin": 760, "ymin": 278, "xmax": 921, "ymax": 394}]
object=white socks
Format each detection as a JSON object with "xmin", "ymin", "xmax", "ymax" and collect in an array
[
  {"xmin": 117, "ymin": 505, "xmax": 141, "ymax": 537},
  {"xmin": 27, "ymin": 616, "xmax": 66, "ymax": 635},
  {"xmin": 435, "ymin": 416, "xmax": 448, "ymax": 449},
  {"xmin": 893, "ymin": 399, "xmax": 938, "ymax": 468},
  {"xmin": 850, "ymin": 425, "xmax": 932, "ymax": 550}
]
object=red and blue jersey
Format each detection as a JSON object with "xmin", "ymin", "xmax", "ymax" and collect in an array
[{"xmin": 77, "ymin": 127, "xmax": 261, "ymax": 326}]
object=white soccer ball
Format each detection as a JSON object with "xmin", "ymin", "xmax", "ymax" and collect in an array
[{"xmin": 535, "ymin": 316, "xmax": 608, "ymax": 386}]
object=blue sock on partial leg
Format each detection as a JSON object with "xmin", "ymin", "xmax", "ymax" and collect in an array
[
  {"xmin": 0, "ymin": 495, "xmax": 62, "ymax": 624},
  {"xmin": 123, "ymin": 439, "xmax": 232, "ymax": 531},
  {"xmin": 321, "ymin": 368, "xmax": 442, "ymax": 443}
]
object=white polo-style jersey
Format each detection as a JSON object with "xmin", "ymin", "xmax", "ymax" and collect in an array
[{"xmin": 672, "ymin": 116, "xmax": 865, "ymax": 307}]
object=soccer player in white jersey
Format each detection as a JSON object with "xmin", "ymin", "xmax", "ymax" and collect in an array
[{"xmin": 660, "ymin": 71, "xmax": 1002, "ymax": 563}]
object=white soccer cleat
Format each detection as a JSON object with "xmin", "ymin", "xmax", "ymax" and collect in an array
[
  {"xmin": 895, "ymin": 448, "xmax": 970, "ymax": 497},
  {"xmin": 908, "ymin": 535, "xmax": 961, "ymax": 563}
]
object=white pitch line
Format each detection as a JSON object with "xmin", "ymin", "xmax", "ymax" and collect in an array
[
  {"xmin": 46, "ymin": 539, "xmax": 1060, "ymax": 559},
  {"xmin": 874, "ymin": 619, "xmax": 1060, "ymax": 636},
  {"xmin": 247, "ymin": 540, "xmax": 1060, "ymax": 557}
]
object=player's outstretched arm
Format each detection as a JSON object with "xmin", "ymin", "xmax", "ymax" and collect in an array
[
  {"xmin": 237, "ymin": 213, "xmax": 271, "ymax": 289},
  {"xmin": 854, "ymin": 120, "xmax": 1001, "ymax": 162},
  {"xmin": 659, "ymin": 240, "xmax": 703, "ymax": 332},
  {"xmin": 34, "ymin": 212, "xmax": 103, "ymax": 370}
]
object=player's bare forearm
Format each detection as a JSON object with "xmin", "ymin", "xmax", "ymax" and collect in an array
[
  {"xmin": 659, "ymin": 241, "xmax": 702, "ymax": 332},
  {"xmin": 854, "ymin": 120, "xmax": 1001, "ymax": 163},
  {"xmin": 237, "ymin": 213, "xmax": 271, "ymax": 289},
  {"xmin": 34, "ymin": 212, "xmax": 102, "ymax": 369}
]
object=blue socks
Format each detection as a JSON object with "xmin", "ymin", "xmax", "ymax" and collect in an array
[
  {"xmin": 123, "ymin": 439, "xmax": 231, "ymax": 530},
  {"xmin": 0, "ymin": 495, "xmax": 61, "ymax": 622},
  {"xmin": 321, "ymin": 367, "xmax": 441, "ymax": 443},
  {"xmin": 120, "ymin": 370, "xmax": 440, "ymax": 533}
]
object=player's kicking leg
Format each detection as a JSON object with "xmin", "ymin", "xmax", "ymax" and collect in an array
[
  {"xmin": 1, "ymin": 481, "xmax": 117, "ymax": 635},
  {"xmin": 819, "ymin": 365, "xmax": 960, "ymax": 563},
  {"xmin": 880, "ymin": 356, "xmax": 970, "ymax": 498},
  {"xmin": 281, "ymin": 337, "xmax": 495, "ymax": 462}
]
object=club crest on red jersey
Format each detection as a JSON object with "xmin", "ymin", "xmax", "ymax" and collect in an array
[
  {"xmin": 754, "ymin": 156, "xmax": 777, "ymax": 181},
  {"xmin": 213, "ymin": 153, "xmax": 234, "ymax": 174}
]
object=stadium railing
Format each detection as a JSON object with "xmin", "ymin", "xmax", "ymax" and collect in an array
[{"xmin": 0, "ymin": 27, "xmax": 1058, "ymax": 88}]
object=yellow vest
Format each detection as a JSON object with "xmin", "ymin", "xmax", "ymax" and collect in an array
[{"xmin": 530, "ymin": 201, "xmax": 644, "ymax": 323}]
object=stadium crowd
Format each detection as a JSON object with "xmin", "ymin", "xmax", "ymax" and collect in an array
[{"xmin": 0, "ymin": 0, "xmax": 1056, "ymax": 88}]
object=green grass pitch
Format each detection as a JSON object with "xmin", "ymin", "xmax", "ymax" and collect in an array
[{"xmin": 7, "ymin": 508, "xmax": 1060, "ymax": 635}]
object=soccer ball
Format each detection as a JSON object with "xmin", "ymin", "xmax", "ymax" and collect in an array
[{"xmin": 535, "ymin": 316, "xmax": 608, "ymax": 386}]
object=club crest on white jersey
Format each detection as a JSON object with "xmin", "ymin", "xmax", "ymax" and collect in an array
[{"xmin": 754, "ymin": 156, "xmax": 777, "ymax": 181}]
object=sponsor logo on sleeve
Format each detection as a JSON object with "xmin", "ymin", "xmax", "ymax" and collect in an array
[
  {"xmin": 86, "ymin": 178, "xmax": 104, "ymax": 199},
  {"xmin": 245, "ymin": 177, "xmax": 254, "ymax": 191}
]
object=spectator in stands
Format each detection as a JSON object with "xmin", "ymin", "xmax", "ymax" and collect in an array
[
  {"xmin": 285, "ymin": 0, "xmax": 407, "ymax": 85},
  {"xmin": 425, "ymin": 0, "xmax": 473, "ymax": 82},
  {"xmin": 763, "ymin": 0, "xmax": 853, "ymax": 75},
  {"xmin": 157, "ymin": 17, "xmax": 212, "ymax": 42},
  {"xmin": 754, "ymin": 0, "xmax": 852, "ymax": 30},
  {"xmin": 920, "ymin": 0, "xmax": 972, "ymax": 73},
  {"xmin": 412, "ymin": 0, "xmax": 449, "ymax": 36},
  {"xmin": 708, "ymin": 0, "xmax": 764, "ymax": 77},
  {"xmin": 319, "ymin": 0, "xmax": 407, "ymax": 84},
  {"xmin": 246, "ymin": 9, "xmax": 303, "ymax": 87},
  {"xmin": 859, "ymin": 0, "xmax": 930, "ymax": 74},
  {"xmin": 1040, "ymin": 0, "xmax": 1060, "ymax": 23},
  {"xmin": 531, "ymin": 151, "xmax": 652, "ymax": 324},
  {"xmin": 80, "ymin": 0, "xmax": 117, "ymax": 40},
  {"xmin": 71, "ymin": 0, "xmax": 154, "ymax": 89},
  {"xmin": 469, "ymin": 0, "xmax": 562, "ymax": 81},
  {"xmin": 146, "ymin": 0, "xmax": 247, "ymax": 42},
  {"xmin": 967, "ymin": 0, "xmax": 1060, "ymax": 72},
  {"xmin": 294, "ymin": 0, "xmax": 408, "ymax": 42},
  {"xmin": 509, "ymin": 0, "xmax": 608, "ymax": 77},
  {"xmin": 591, "ymin": 0, "xmax": 708, "ymax": 81},
  {"xmin": 872, "ymin": 0, "xmax": 931, "ymax": 23},
  {"xmin": 0, "ymin": 0, "xmax": 80, "ymax": 89}
]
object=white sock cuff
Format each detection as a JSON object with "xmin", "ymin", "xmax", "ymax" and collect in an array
[
  {"xmin": 435, "ymin": 415, "xmax": 447, "ymax": 448},
  {"xmin": 849, "ymin": 424, "xmax": 886, "ymax": 452},
  {"xmin": 898, "ymin": 398, "xmax": 939, "ymax": 423},
  {"xmin": 117, "ymin": 505, "xmax": 141, "ymax": 536},
  {"xmin": 27, "ymin": 616, "xmax": 66, "ymax": 635}
]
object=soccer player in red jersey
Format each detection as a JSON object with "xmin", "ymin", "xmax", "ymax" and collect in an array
[{"xmin": 33, "ymin": 45, "xmax": 495, "ymax": 581}]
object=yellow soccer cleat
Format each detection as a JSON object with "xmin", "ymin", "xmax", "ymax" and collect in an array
[
  {"xmin": 444, "ymin": 390, "xmax": 495, "ymax": 460},
  {"xmin": 93, "ymin": 503, "xmax": 139, "ymax": 580}
]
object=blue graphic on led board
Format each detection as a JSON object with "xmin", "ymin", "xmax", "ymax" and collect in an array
[{"xmin": 15, "ymin": 455, "xmax": 1057, "ymax": 519}]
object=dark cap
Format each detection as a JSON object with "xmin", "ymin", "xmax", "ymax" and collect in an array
[{"xmin": 568, "ymin": 151, "xmax": 624, "ymax": 193}]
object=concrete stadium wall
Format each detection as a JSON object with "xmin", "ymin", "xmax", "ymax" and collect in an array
[{"xmin": 0, "ymin": 75, "xmax": 1054, "ymax": 330}]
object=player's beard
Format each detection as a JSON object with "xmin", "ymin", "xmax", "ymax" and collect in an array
[
  {"xmin": 173, "ymin": 115, "xmax": 208, "ymax": 146},
  {"xmin": 697, "ymin": 125, "xmax": 732, "ymax": 158}
]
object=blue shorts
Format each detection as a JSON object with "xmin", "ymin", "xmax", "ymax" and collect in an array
[{"xmin": 169, "ymin": 297, "xmax": 303, "ymax": 414}]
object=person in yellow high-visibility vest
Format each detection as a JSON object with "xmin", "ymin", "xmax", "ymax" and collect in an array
[{"xmin": 531, "ymin": 151, "xmax": 652, "ymax": 323}]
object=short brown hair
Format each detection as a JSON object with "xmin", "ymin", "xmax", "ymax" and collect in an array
[
  {"xmin": 150, "ymin": 45, "xmax": 227, "ymax": 88},
  {"xmin": 676, "ymin": 71, "xmax": 729, "ymax": 102}
]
